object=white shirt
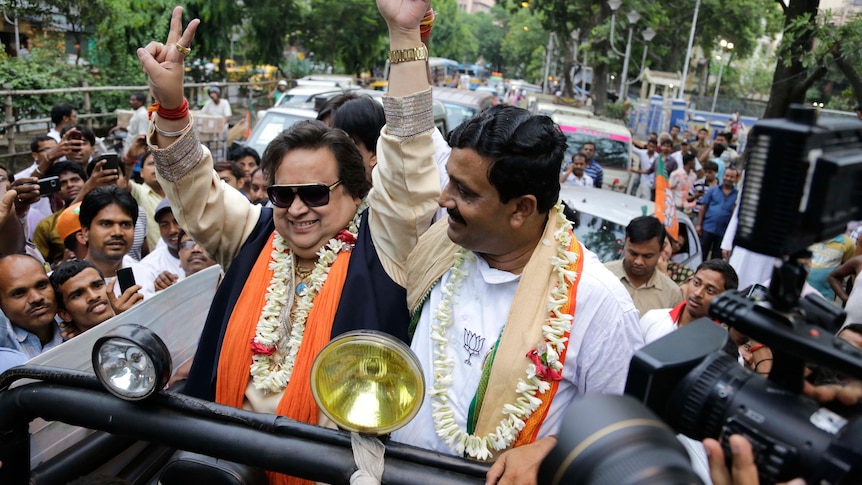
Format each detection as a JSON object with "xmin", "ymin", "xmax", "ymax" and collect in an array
[
  {"xmin": 632, "ymin": 147, "xmax": 658, "ymax": 190},
  {"xmin": 103, "ymin": 256, "xmax": 153, "ymax": 299},
  {"xmin": 392, "ymin": 244, "xmax": 643, "ymax": 455},
  {"xmin": 563, "ymin": 173, "xmax": 594, "ymax": 187},
  {"xmin": 47, "ymin": 128, "xmax": 61, "ymax": 142},
  {"xmin": 638, "ymin": 307, "xmax": 713, "ymax": 485},
  {"xmin": 136, "ymin": 243, "xmax": 184, "ymax": 297},
  {"xmin": 124, "ymin": 105, "xmax": 150, "ymax": 153},
  {"xmin": 670, "ymin": 150, "xmax": 703, "ymax": 172},
  {"xmin": 202, "ymin": 98, "xmax": 232, "ymax": 120}
]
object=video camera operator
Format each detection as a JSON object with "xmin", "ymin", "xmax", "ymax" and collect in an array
[{"xmin": 540, "ymin": 105, "xmax": 862, "ymax": 485}]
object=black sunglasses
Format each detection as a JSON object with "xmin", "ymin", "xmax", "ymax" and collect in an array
[{"xmin": 267, "ymin": 180, "xmax": 343, "ymax": 208}]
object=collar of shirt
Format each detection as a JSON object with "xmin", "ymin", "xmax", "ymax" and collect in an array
[{"xmin": 10, "ymin": 320, "xmax": 63, "ymax": 357}]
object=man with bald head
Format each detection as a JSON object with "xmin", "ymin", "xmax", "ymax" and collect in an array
[{"xmin": 0, "ymin": 254, "xmax": 62, "ymax": 358}]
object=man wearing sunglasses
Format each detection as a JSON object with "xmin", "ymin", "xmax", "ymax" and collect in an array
[{"xmin": 140, "ymin": 0, "xmax": 439, "ymax": 449}]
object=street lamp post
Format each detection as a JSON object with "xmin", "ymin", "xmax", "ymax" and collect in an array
[
  {"xmin": 710, "ymin": 39, "xmax": 733, "ymax": 112},
  {"xmin": 678, "ymin": 0, "xmax": 701, "ymax": 99},
  {"xmin": 618, "ymin": 9, "xmax": 641, "ymax": 101}
]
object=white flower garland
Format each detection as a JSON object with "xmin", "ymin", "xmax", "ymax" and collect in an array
[
  {"xmin": 429, "ymin": 203, "xmax": 579, "ymax": 460},
  {"xmin": 250, "ymin": 202, "xmax": 366, "ymax": 394}
]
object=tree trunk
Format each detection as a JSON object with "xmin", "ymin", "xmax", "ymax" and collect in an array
[
  {"xmin": 591, "ymin": 1, "xmax": 612, "ymax": 117},
  {"xmin": 763, "ymin": 0, "xmax": 821, "ymax": 118},
  {"xmin": 835, "ymin": 50, "xmax": 862, "ymax": 106}
]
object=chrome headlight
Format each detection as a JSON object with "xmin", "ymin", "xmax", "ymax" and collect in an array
[
  {"xmin": 311, "ymin": 330, "xmax": 424, "ymax": 435},
  {"xmin": 92, "ymin": 324, "xmax": 172, "ymax": 401}
]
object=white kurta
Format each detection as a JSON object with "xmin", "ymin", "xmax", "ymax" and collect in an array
[{"xmin": 392, "ymin": 244, "xmax": 643, "ymax": 455}]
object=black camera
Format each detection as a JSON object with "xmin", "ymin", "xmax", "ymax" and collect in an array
[{"xmin": 540, "ymin": 106, "xmax": 862, "ymax": 485}]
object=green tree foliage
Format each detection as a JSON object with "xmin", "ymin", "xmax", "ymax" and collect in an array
[
  {"xmin": 501, "ymin": 8, "xmax": 549, "ymax": 82},
  {"xmin": 301, "ymin": 0, "xmax": 387, "ymax": 74},
  {"xmin": 242, "ymin": 0, "xmax": 303, "ymax": 68},
  {"xmin": 761, "ymin": 2, "xmax": 862, "ymax": 117},
  {"xmin": 426, "ymin": 0, "xmax": 478, "ymax": 63},
  {"xmin": 462, "ymin": 8, "xmax": 506, "ymax": 70},
  {"xmin": 184, "ymin": 0, "xmax": 238, "ymax": 77}
]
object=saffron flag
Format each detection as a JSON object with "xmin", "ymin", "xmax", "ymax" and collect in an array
[{"xmin": 654, "ymin": 154, "xmax": 679, "ymax": 241}]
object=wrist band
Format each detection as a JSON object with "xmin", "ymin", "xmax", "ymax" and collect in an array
[
  {"xmin": 153, "ymin": 117, "xmax": 192, "ymax": 138},
  {"xmin": 149, "ymin": 98, "xmax": 189, "ymax": 121},
  {"xmin": 420, "ymin": 9, "xmax": 436, "ymax": 36},
  {"xmin": 389, "ymin": 45, "xmax": 429, "ymax": 64},
  {"xmin": 748, "ymin": 344, "xmax": 766, "ymax": 353}
]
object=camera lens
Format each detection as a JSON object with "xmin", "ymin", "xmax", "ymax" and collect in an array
[
  {"xmin": 667, "ymin": 352, "xmax": 753, "ymax": 440},
  {"xmin": 539, "ymin": 394, "xmax": 703, "ymax": 485}
]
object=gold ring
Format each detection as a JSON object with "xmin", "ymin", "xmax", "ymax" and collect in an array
[{"xmin": 175, "ymin": 43, "xmax": 191, "ymax": 56}]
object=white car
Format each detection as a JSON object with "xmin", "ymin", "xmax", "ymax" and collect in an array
[
  {"xmin": 559, "ymin": 185, "xmax": 703, "ymax": 269},
  {"xmin": 245, "ymin": 107, "xmax": 317, "ymax": 157}
]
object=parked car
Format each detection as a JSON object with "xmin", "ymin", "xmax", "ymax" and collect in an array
[
  {"xmin": 431, "ymin": 87, "xmax": 495, "ymax": 132},
  {"xmin": 245, "ymin": 106, "xmax": 317, "ymax": 156},
  {"xmin": 552, "ymin": 113, "xmax": 635, "ymax": 193},
  {"xmin": 559, "ymin": 185, "xmax": 703, "ymax": 269},
  {"xmin": 274, "ymin": 85, "xmax": 359, "ymax": 109}
]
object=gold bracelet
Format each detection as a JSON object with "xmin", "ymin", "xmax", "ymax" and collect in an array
[{"xmin": 389, "ymin": 45, "xmax": 428, "ymax": 64}]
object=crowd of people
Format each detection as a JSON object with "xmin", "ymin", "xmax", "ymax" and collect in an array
[{"xmin": 0, "ymin": 1, "xmax": 860, "ymax": 484}]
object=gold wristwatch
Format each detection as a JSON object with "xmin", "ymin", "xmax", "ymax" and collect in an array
[{"xmin": 389, "ymin": 45, "xmax": 429, "ymax": 64}]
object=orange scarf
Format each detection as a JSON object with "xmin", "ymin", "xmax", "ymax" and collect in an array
[
  {"xmin": 514, "ymin": 234, "xmax": 584, "ymax": 446},
  {"xmin": 215, "ymin": 231, "xmax": 351, "ymax": 485}
]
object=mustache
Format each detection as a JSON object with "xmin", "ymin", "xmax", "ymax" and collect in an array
[
  {"xmin": 88, "ymin": 299, "xmax": 110, "ymax": 313},
  {"xmin": 28, "ymin": 300, "xmax": 48, "ymax": 313},
  {"xmin": 447, "ymin": 208, "xmax": 465, "ymax": 225}
]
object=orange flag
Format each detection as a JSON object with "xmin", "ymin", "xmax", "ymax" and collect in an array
[{"xmin": 654, "ymin": 154, "xmax": 679, "ymax": 241}]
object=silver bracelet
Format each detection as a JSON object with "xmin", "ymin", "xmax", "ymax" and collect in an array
[{"xmin": 153, "ymin": 117, "xmax": 192, "ymax": 138}]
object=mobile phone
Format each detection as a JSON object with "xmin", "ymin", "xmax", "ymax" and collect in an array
[
  {"xmin": 36, "ymin": 176, "xmax": 61, "ymax": 196},
  {"xmin": 117, "ymin": 267, "xmax": 136, "ymax": 293},
  {"xmin": 746, "ymin": 283, "xmax": 769, "ymax": 301},
  {"xmin": 67, "ymin": 129, "xmax": 83, "ymax": 141},
  {"xmin": 94, "ymin": 153, "xmax": 120, "ymax": 172}
]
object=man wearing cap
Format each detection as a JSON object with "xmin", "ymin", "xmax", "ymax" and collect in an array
[
  {"xmin": 271, "ymin": 79, "xmax": 288, "ymax": 106},
  {"xmin": 56, "ymin": 202, "xmax": 87, "ymax": 262},
  {"xmin": 137, "ymin": 198, "xmax": 184, "ymax": 296},
  {"xmin": 201, "ymin": 86, "xmax": 232, "ymax": 123}
]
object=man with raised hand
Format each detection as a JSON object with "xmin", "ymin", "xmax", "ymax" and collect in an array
[
  {"xmin": 395, "ymin": 85, "xmax": 641, "ymax": 485},
  {"xmin": 137, "ymin": 9, "xmax": 438, "ymax": 485}
]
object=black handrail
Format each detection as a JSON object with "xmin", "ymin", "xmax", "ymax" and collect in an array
[{"xmin": 0, "ymin": 368, "xmax": 488, "ymax": 484}]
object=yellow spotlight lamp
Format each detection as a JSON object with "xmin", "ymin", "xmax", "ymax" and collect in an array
[{"xmin": 311, "ymin": 331, "xmax": 424, "ymax": 435}]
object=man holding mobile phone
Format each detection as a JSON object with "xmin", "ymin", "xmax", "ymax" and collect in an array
[
  {"xmin": 32, "ymin": 162, "xmax": 86, "ymax": 265},
  {"xmin": 77, "ymin": 186, "xmax": 147, "ymax": 306}
]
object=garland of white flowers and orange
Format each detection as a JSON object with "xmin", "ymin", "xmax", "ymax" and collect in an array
[
  {"xmin": 250, "ymin": 202, "xmax": 366, "ymax": 394},
  {"xmin": 430, "ymin": 202, "xmax": 579, "ymax": 460}
]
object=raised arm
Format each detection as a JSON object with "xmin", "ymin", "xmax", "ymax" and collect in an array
[
  {"xmin": 828, "ymin": 256, "xmax": 862, "ymax": 303},
  {"xmin": 367, "ymin": 0, "xmax": 440, "ymax": 285},
  {"xmin": 138, "ymin": 8, "xmax": 259, "ymax": 268}
]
